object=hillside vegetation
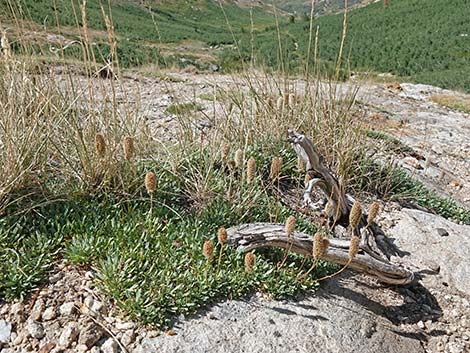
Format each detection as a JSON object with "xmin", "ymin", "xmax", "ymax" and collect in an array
[
  {"xmin": 0, "ymin": 0, "xmax": 276, "ymax": 68},
  {"xmin": 1, "ymin": 0, "xmax": 469, "ymax": 90},
  {"xmin": 271, "ymin": 0, "xmax": 371, "ymax": 15},
  {"xmin": 1, "ymin": 0, "xmax": 470, "ymax": 331},
  {"xmin": 248, "ymin": 0, "xmax": 470, "ymax": 91}
]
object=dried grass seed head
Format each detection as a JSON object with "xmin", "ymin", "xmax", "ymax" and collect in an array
[
  {"xmin": 203, "ymin": 240, "xmax": 215, "ymax": 261},
  {"xmin": 222, "ymin": 143, "xmax": 230, "ymax": 161},
  {"xmin": 367, "ymin": 201, "xmax": 380, "ymax": 226},
  {"xmin": 94, "ymin": 133, "xmax": 106, "ymax": 158},
  {"xmin": 288, "ymin": 93, "xmax": 296, "ymax": 107},
  {"xmin": 285, "ymin": 215, "xmax": 296, "ymax": 236},
  {"xmin": 283, "ymin": 93, "xmax": 290, "ymax": 105},
  {"xmin": 266, "ymin": 96, "xmax": 273, "ymax": 108},
  {"xmin": 145, "ymin": 171, "xmax": 156, "ymax": 194},
  {"xmin": 276, "ymin": 96, "xmax": 283, "ymax": 111},
  {"xmin": 424, "ymin": 157, "xmax": 432, "ymax": 169},
  {"xmin": 270, "ymin": 156, "xmax": 282, "ymax": 180},
  {"xmin": 349, "ymin": 236, "xmax": 360, "ymax": 260},
  {"xmin": 438, "ymin": 169, "xmax": 446, "ymax": 181},
  {"xmin": 217, "ymin": 227, "xmax": 228, "ymax": 244},
  {"xmin": 321, "ymin": 237, "xmax": 330, "ymax": 253},
  {"xmin": 227, "ymin": 160, "xmax": 236, "ymax": 173},
  {"xmin": 324, "ymin": 202, "xmax": 335, "ymax": 218},
  {"xmin": 244, "ymin": 252, "xmax": 255, "ymax": 273},
  {"xmin": 234, "ymin": 149, "xmax": 244, "ymax": 168},
  {"xmin": 312, "ymin": 232, "xmax": 323, "ymax": 260},
  {"xmin": 349, "ymin": 201, "xmax": 362, "ymax": 229},
  {"xmin": 1, "ymin": 31, "xmax": 11, "ymax": 58},
  {"xmin": 123, "ymin": 136, "xmax": 134, "ymax": 161},
  {"xmin": 246, "ymin": 156, "xmax": 256, "ymax": 183}
]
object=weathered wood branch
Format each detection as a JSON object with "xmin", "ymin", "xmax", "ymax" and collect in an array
[
  {"xmin": 225, "ymin": 130, "xmax": 416, "ymax": 286},
  {"xmin": 288, "ymin": 130, "xmax": 389, "ymax": 261},
  {"xmin": 288, "ymin": 130, "xmax": 350, "ymax": 223},
  {"xmin": 227, "ymin": 223, "xmax": 415, "ymax": 285}
]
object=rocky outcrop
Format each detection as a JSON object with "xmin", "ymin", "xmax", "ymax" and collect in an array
[
  {"xmin": 0, "ymin": 76, "xmax": 469, "ymax": 353},
  {"xmin": 136, "ymin": 206, "xmax": 470, "ymax": 353},
  {"xmin": 136, "ymin": 280, "xmax": 425, "ymax": 353},
  {"xmin": 388, "ymin": 208, "xmax": 470, "ymax": 296}
]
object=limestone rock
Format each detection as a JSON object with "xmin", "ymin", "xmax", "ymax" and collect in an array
[
  {"xmin": 401, "ymin": 156, "xmax": 422, "ymax": 169},
  {"xmin": 82, "ymin": 296, "xmax": 105, "ymax": 316},
  {"xmin": 387, "ymin": 208, "xmax": 470, "ymax": 295},
  {"xmin": 121, "ymin": 329, "xmax": 136, "ymax": 347},
  {"xmin": 135, "ymin": 282, "xmax": 425, "ymax": 353},
  {"xmin": 39, "ymin": 342, "xmax": 57, "ymax": 353},
  {"xmin": 115, "ymin": 321, "xmax": 135, "ymax": 331},
  {"xmin": 76, "ymin": 343, "xmax": 89, "ymax": 352}
]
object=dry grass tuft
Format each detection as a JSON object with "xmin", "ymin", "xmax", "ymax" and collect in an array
[{"xmin": 431, "ymin": 94, "xmax": 470, "ymax": 114}]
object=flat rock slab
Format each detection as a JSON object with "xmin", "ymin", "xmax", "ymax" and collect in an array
[
  {"xmin": 135, "ymin": 278, "xmax": 424, "ymax": 353},
  {"xmin": 388, "ymin": 208, "xmax": 470, "ymax": 296}
]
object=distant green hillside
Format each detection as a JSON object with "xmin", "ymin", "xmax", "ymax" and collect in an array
[
  {"xmin": 2, "ymin": 0, "xmax": 274, "ymax": 43},
  {"xmin": 1, "ymin": 0, "xmax": 469, "ymax": 92},
  {"xmin": 0, "ymin": 0, "xmax": 276, "ymax": 68},
  {"xmin": 271, "ymin": 0, "xmax": 371, "ymax": 15},
  {"xmin": 246, "ymin": 0, "xmax": 470, "ymax": 92}
]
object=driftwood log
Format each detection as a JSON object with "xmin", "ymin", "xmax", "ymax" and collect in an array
[{"xmin": 227, "ymin": 130, "xmax": 415, "ymax": 285}]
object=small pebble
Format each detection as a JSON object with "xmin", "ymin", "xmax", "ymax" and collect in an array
[
  {"xmin": 101, "ymin": 338, "xmax": 118, "ymax": 353},
  {"xmin": 30, "ymin": 299, "xmax": 45, "ymax": 321},
  {"xmin": 76, "ymin": 344, "xmax": 89, "ymax": 352},
  {"xmin": 10, "ymin": 303, "xmax": 24, "ymax": 316},
  {"xmin": 42, "ymin": 307, "xmax": 57, "ymax": 321},
  {"xmin": 115, "ymin": 321, "xmax": 135, "ymax": 331},
  {"xmin": 59, "ymin": 302, "xmax": 76, "ymax": 317},
  {"xmin": 27, "ymin": 320, "xmax": 45, "ymax": 339}
]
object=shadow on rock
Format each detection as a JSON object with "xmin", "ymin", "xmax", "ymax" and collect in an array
[
  {"xmin": 269, "ymin": 306, "xmax": 328, "ymax": 321},
  {"xmin": 317, "ymin": 272, "xmax": 443, "ymax": 342}
]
